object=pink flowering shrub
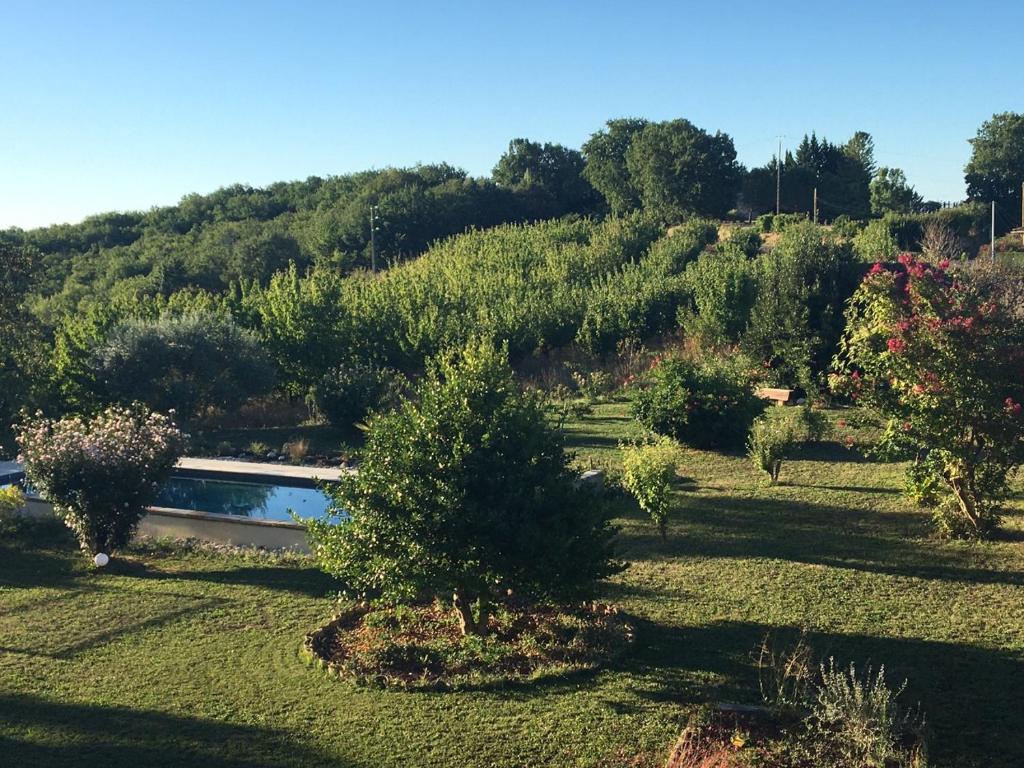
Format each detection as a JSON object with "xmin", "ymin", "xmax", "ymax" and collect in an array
[
  {"xmin": 831, "ymin": 254, "xmax": 1024, "ymax": 537},
  {"xmin": 16, "ymin": 405, "xmax": 185, "ymax": 555}
]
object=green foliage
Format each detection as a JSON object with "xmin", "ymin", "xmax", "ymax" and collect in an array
[
  {"xmin": 492, "ymin": 138, "xmax": 600, "ymax": 217},
  {"xmin": 748, "ymin": 410, "xmax": 798, "ymax": 485},
  {"xmin": 881, "ymin": 203, "xmax": 989, "ymax": 253},
  {"xmin": 679, "ymin": 243, "xmax": 757, "ymax": 346},
  {"xmin": 620, "ymin": 435, "xmax": 683, "ymax": 537},
  {"xmin": 632, "ymin": 354, "xmax": 765, "ymax": 450},
  {"xmin": 0, "ymin": 242, "xmax": 47, "ymax": 450},
  {"xmin": 314, "ymin": 362, "xmax": 404, "ymax": 429},
  {"xmin": 11, "ymin": 162, "xmax": 608, "ymax": 326},
  {"xmin": 0, "ymin": 487, "xmax": 25, "ymax": 523},
  {"xmin": 744, "ymin": 222, "xmax": 861, "ymax": 390},
  {"xmin": 245, "ymin": 441, "xmax": 271, "ymax": 457},
  {"xmin": 249, "ymin": 215, "xmax": 663, "ymax": 386},
  {"xmin": 727, "ymin": 226, "xmax": 762, "ymax": 257},
  {"xmin": 742, "ymin": 132, "xmax": 874, "ymax": 219},
  {"xmin": 625, "ymin": 119, "xmax": 742, "ymax": 222},
  {"xmin": 870, "ymin": 167, "xmax": 923, "ymax": 215},
  {"xmin": 88, "ymin": 312, "xmax": 276, "ymax": 421},
  {"xmin": 746, "ymin": 405, "xmax": 828, "ymax": 485},
  {"xmin": 853, "ymin": 219, "xmax": 899, "ymax": 262},
  {"xmin": 965, "ymin": 112, "xmax": 1024, "ymax": 232},
  {"xmin": 833, "ymin": 255, "xmax": 1024, "ymax": 537},
  {"xmin": 581, "ymin": 118, "xmax": 649, "ymax": 215},
  {"xmin": 306, "ymin": 341, "xmax": 622, "ymax": 635},
  {"xmin": 576, "ymin": 219, "xmax": 715, "ymax": 353},
  {"xmin": 772, "ymin": 212, "xmax": 809, "ymax": 232},
  {"xmin": 16, "ymin": 405, "xmax": 185, "ymax": 555},
  {"xmin": 830, "ymin": 215, "xmax": 864, "ymax": 240}
]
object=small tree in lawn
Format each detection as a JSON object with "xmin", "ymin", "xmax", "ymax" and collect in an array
[
  {"xmin": 306, "ymin": 340, "xmax": 622, "ymax": 636},
  {"xmin": 17, "ymin": 405, "xmax": 185, "ymax": 556},
  {"xmin": 621, "ymin": 435, "xmax": 683, "ymax": 538},
  {"xmin": 832, "ymin": 254, "xmax": 1024, "ymax": 537}
]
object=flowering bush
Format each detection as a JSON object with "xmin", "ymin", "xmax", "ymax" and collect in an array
[
  {"xmin": 632, "ymin": 354, "xmax": 765, "ymax": 450},
  {"xmin": 17, "ymin": 405, "xmax": 185, "ymax": 555},
  {"xmin": 832, "ymin": 253, "xmax": 1024, "ymax": 537}
]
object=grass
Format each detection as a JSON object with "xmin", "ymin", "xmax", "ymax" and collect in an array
[{"xmin": 3, "ymin": 401, "xmax": 1024, "ymax": 766}]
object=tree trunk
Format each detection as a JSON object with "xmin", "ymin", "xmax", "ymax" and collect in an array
[
  {"xmin": 452, "ymin": 591, "xmax": 478, "ymax": 636},
  {"xmin": 949, "ymin": 476, "xmax": 982, "ymax": 531}
]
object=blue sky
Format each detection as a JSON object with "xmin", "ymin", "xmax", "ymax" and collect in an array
[{"xmin": 1, "ymin": 0, "xmax": 1021, "ymax": 229}]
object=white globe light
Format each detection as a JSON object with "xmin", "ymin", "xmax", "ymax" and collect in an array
[{"xmin": 93, "ymin": 553, "xmax": 109, "ymax": 567}]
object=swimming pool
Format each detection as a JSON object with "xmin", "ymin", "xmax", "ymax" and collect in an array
[
  {"xmin": 3, "ymin": 469, "xmax": 338, "ymax": 524},
  {"xmin": 153, "ymin": 476, "xmax": 335, "ymax": 522}
]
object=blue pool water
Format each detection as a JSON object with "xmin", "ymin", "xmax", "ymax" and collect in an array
[{"xmin": 152, "ymin": 476, "xmax": 335, "ymax": 523}]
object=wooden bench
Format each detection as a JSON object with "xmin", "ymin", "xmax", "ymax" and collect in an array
[{"xmin": 755, "ymin": 387, "xmax": 802, "ymax": 406}]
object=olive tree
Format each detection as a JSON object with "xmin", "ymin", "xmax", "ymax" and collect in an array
[{"xmin": 89, "ymin": 311, "xmax": 276, "ymax": 420}]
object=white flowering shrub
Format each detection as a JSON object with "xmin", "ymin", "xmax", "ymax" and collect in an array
[{"xmin": 17, "ymin": 405, "xmax": 185, "ymax": 555}]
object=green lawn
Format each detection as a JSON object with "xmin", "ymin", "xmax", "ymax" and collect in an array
[{"xmin": 3, "ymin": 402, "xmax": 1024, "ymax": 767}]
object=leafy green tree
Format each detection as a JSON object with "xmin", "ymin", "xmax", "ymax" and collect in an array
[
  {"xmin": 581, "ymin": 118, "xmax": 649, "ymax": 215},
  {"xmin": 870, "ymin": 167, "xmax": 923, "ymax": 215},
  {"xmin": 492, "ymin": 138, "xmax": 599, "ymax": 217},
  {"xmin": 306, "ymin": 341, "xmax": 622, "ymax": 636},
  {"xmin": 743, "ymin": 222, "xmax": 860, "ymax": 389},
  {"xmin": 89, "ymin": 312, "xmax": 276, "ymax": 420},
  {"xmin": 625, "ymin": 119, "xmax": 742, "ymax": 222},
  {"xmin": 679, "ymin": 242, "xmax": 757, "ymax": 346},
  {"xmin": 965, "ymin": 112, "xmax": 1024, "ymax": 232},
  {"xmin": 853, "ymin": 219, "xmax": 899, "ymax": 262},
  {"xmin": 0, "ymin": 242, "xmax": 47, "ymax": 450},
  {"xmin": 621, "ymin": 435, "xmax": 683, "ymax": 538},
  {"xmin": 844, "ymin": 131, "xmax": 877, "ymax": 176}
]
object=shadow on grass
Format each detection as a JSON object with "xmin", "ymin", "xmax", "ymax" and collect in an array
[
  {"xmin": 0, "ymin": 588, "xmax": 228, "ymax": 660},
  {"xmin": 616, "ymin": 619, "xmax": 1024, "ymax": 768},
  {"xmin": 0, "ymin": 693, "xmax": 358, "ymax": 768},
  {"xmin": 790, "ymin": 440, "xmax": 875, "ymax": 463},
  {"xmin": 627, "ymin": 493, "xmax": 1024, "ymax": 588},
  {"xmin": 124, "ymin": 561, "xmax": 339, "ymax": 599}
]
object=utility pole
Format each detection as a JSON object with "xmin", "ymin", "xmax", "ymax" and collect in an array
[
  {"xmin": 369, "ymin": 205, "xmax": 379, "ymax": 272},
  {"xmin": 991, "ymin": 201, "xmax": 996, "ymax": 261},
  {"xmin": 775, "ymin": 136, "xmax": 783, "ymax": 215},
  {"xmin": 813, "ymin": 187, "xmax": 818, "ymax": 224}
]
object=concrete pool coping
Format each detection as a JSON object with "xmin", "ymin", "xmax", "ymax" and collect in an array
[{"xmin": 174, "ymin": 457, "xmax": 349, "ymax": 488}]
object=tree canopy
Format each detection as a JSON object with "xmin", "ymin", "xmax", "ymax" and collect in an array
[{"xmin": 965, "ymin": 112, "xmax": 1024, "ymax": 232}]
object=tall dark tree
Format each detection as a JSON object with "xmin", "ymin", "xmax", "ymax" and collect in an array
[
  {"xmin": 624, "ymin": 119, "xmax": 742, "ymax": 222},
  {"xmin": 581, "ymin": 118, "xmax": 649, "ymax": 215},
  {"xmin": 965, "ymin": 112, "xmax": 1024, "ymax": 232},
  {"xmin": 742, "ymin": 132, "xmax": 874, "ymax": 219}
]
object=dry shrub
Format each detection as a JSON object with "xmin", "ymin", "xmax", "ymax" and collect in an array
[
  {"xmin": 284, "ymin": 437, "xmax": 310, "ymax": 464},
  {"xmin": 919, "ymin": 221, "xmax": 963, "ymax": 263}
]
